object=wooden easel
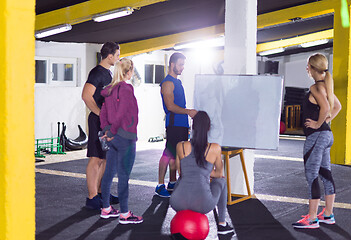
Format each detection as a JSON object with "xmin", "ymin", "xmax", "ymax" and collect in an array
[{"xmin": 221, "ymin": 147, "xmax": 254, "ymax": 205}]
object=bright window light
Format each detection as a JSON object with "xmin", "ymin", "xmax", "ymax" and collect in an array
[
  {"xmin": 300, "ymin": 39, "xmax": 329, "ymax": 48},
  {"xmin": 174, "ymin": 37, "xmax": 225, "ymax": 50},
  {"xmin": 93, "ymin": 7, "xmax": 133, "ymax": 22},
  {"xmin": 258, "ymin": 48, "xmax": 285, "ymax": 56},
  {"xmin": 190, "ymin": 48, "xmax": 216, "ymax": 64},
  {"xmin": 35, "ymin": 24, "xmax": 72, "ymax": 39}
]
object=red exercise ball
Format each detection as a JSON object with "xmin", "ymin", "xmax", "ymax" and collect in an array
[
  {"xmin": 280, "ymin": 121, "xmax": 286, "ymax": 134},
  {"xmin": 171, "ymin": 210, "xmax": 209, "ymax": 240}
]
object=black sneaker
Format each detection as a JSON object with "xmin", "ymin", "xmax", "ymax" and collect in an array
[
  {"xmin": 85, "ymin": 195, "xmax": 102, "ymax": 210},
  {"xmin": 167, "ymin": 182, "xmax": 176, "ymax": 192},
  {"xmin": 98, "ymin": 193, "xmax": 119, "ymax": 205},
  {"xmin": 109, "ymin": 194, "xmax": 119, "ymax": 204},
  {"xmin": 217, "ymin": 223, "xmax": 234, "ymax": 235}
]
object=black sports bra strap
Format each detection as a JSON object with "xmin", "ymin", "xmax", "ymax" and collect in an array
[
  {"xmin": 182, "ymin": 141, "xmax": 185, "ymax": 156},
  {"xmin": 204, "ymin": 143, "xmax": 212, "ymax": 158}
]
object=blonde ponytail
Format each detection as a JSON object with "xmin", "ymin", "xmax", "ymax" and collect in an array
[
  {"xmin": 107, "ymin": 58, "xmax": 134, "ymax": 95},
  {"xmin": 308, "ymin": 53, "xmax": 334, "ymax": 115}
]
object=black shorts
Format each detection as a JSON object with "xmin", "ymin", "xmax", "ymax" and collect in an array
[
  {"xmin": 87, "ymin": 112, "xmax": 106, "ymax": 159},
  {"xmin": 164, "ymin": 126, "xmax": 189, "ymax": 158}
]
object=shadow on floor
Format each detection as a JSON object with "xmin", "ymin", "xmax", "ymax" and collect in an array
[
  {"xmin": 36, "ymin": 207, "xmax": 100, "ymax": 240},
  {"xmin": 120, "ymin": 195, "xmax": 171, "ymax": 240},
  {"xmin": 294, "ymin": 223, "xmax": 351, "ymax": 240},
  {"xmin": 36, "ymin": 195, "xmax": 172, "ymax": 240},
  {"xmin": 227, "ymin": 198, "xmax": 295, "ymax": 240}
]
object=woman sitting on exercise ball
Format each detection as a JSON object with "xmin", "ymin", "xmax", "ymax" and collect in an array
[{"xmin": 170, "ymin": 111, "xmax": 234, "ymax": 235}]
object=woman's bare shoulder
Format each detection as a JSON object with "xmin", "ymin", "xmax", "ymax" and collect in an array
[
  {"xmin": 310, "ymin": 83, "xmax": 327, "ymax": 95},
  {"xmin": 176, "ymin": 141, "xmax": 191, "ymax": 153},
  {"xmin": 209, "ymin": 142, "xmax": 221, "ymax": 152}
]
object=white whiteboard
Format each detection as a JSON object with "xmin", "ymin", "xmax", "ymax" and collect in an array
[{"xmin": 193, "ymin": 74, "xmax": 284, "ymax": 150}]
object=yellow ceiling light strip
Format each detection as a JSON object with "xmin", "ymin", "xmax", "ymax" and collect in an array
[
  {"xmin": 120, "ymin": 24, "xmax": 225, "ymax": 57},
  {"xmin": 35, "ymin": 0, "xmax": 166, "ymax": 31},
  {"xmin": 257, "ymin": 0, "xmax": 336, "ymax": 29},
  {"xmin": 256, "ymin": 29, "xmax": 334, "ymax": 53}
]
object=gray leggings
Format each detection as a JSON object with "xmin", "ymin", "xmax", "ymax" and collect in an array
[
  {"xmin": 303, "ymin": 131, "xmax": 335, "ymax": 199},
  {"xmin": 170, "ymin": 177, "xmax": 227, "ymax": 223}
]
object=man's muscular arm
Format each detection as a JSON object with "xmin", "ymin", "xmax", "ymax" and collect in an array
[
  {"xmin": 161, "ymin": 81, "xmax": 197, "ymax": 118},
  {"xmin": 82, "ymin": 83, "xmax": 100, "ymax": 116}
]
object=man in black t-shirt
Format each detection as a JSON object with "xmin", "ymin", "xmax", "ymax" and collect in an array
[{"xmin": 82, "ymin": 42, "xmax": 120, "ymax": 209}]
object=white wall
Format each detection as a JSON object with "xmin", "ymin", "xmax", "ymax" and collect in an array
[
  {"xmin": 270, "ymin": 48, "xmax": 333, "ymax": 89},
  {"xmin": 35, "ymin": 41, "xmax": 100, "ymax": 139},
  {"xmin": 131, "ymin": 51, "xmax": 170, "ymax": 141},
  {"xmin": 35, "ymin": 87, "xmax": 85, "ymax": 139},
  {"xmin": 86, "ymin": 43, "xmax": 103, "ymax": 78}
]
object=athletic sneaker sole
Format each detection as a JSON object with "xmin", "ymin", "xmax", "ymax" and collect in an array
[
  {"xmin": 155, "ymin": 192, "xmax": 171, "ymax": 198},
  {"xmin": 119, "ymin": 220, "xmax": 143, "ymax": 224},
  {"xmin": 319, "ymin": 220, "xmax": 335, "ymax": 224},
  {"xmin": 292, "ymin": 225, "xmax": 319, "ymax": 229},
  {"xmin": 218, "ymin": 229, "xmax": 234, "ymax": 235},
  {"xmin": 100, "ymin": 214, "xmax": 120, "ymax": 219}
]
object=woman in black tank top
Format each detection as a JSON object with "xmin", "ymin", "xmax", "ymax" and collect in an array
[{"xmin": 292, "ymin": 53, "xmax": 341, "ymax": 229}]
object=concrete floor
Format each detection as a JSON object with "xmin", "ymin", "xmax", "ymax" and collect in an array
[{"xmin": 35, "ymin": 138, "xmax": 351, "ymax": 240}]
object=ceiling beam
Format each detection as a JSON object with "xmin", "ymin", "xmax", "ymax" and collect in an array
[
  {"xmin": 35, "ymin": 0, "xmax": 337, "ymax": 34},
  {"xmin": 120, "ymin": 24, "xmax": 225, "ymax": 57},
  {"xmin": 119, "ymin": 0, "xmax": 338, "ymax": 56},
  {"xmin": 256, "ymin": 29, "xmax": 334, "ymax": 53},
  {"xmin": 257, "ymin": 0, "xmax": 336, "ymax": 29},
  {"xmin": 35, "ymin": 0, "xmax": 339, "ymax": 55},
  {"xmin": 35, "ymin": 0, "xmax": 166, "ymax": 31},
  {"xmin": 119, "ymin": 27, "xmax": 334, "ymax": 57}
]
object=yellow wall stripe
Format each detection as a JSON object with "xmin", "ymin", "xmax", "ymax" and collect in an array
[
  {"xmin": 330, "ymin": 2, "xmax": 351, "ymax": 165},
  {"xmin": 256, "ymin": 29, "xmax": 334, "ymax": 53},
  {"xmin": 0, "ymin": 0, "xmax": 36, "ymax": 239},
  {"xmin": 257, "ymin": 0, "xmax": 336, "ymax": 29},
  {"xmin": 119, "ymin": 26, "xmax": 333, "ymax": 57},
  {"xmin": 120, "ymin": 24, "xmax": 225, "ymax": 57}
]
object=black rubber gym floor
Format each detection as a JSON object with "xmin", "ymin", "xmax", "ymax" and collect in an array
[{"xmin": 36, "ymin": 139, "xmax": 351, "ymax": 240}]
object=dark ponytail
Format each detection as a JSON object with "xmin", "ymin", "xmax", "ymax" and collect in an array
[{"xmin": 190, "ymin": 111, "xmax": 211, "ymax": 168}]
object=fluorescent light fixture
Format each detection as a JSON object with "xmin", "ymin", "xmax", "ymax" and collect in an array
[
  {"xmin": 93, "ymin": 7, "xmax": 133, "ymax": 22},
  {"xmin": 174, "ymin": 37, "xmax": 225, "ymax": 50},
  {"xmin": 35, "ymin": 24, "xmax": 72, "ymax": 39},
  {"xmin": 259, "ymin": 48, "xmax": 284, "ymax": 56},
  {"xmin": 300, "ymin": 39, "xmax": 329, "ymax": 48}
]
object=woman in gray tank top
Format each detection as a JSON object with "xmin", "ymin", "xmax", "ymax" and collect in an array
[{"xmin": 170, "ymin": 111, "xmax": 234, "ymax": 235}]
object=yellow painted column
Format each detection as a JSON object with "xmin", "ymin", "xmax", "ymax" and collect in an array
[
  {"xmin": 0, "ymin": 0, "xmax": 35, "ymax": 239},
  {"xmin": 331, "ymin": 2, "xmax": 351, "ymax": 165}
]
